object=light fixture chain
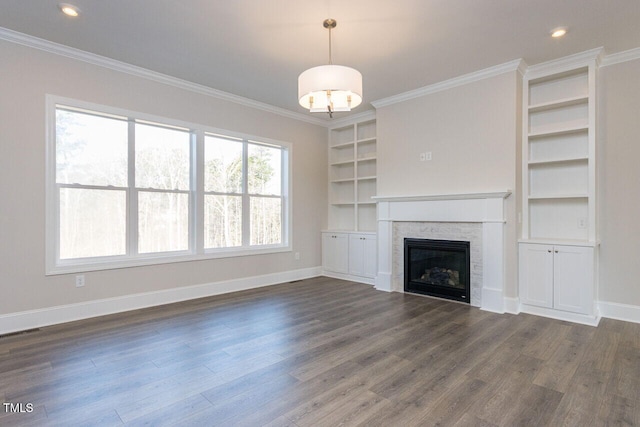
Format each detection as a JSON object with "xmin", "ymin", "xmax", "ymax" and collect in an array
[{"xmin": 328, "ymin": 24, "xmax": 332, "ymax": 65}]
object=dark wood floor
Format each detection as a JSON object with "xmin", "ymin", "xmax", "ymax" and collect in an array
[{"xmin": 1, "ymin": 277, "xmax": 639, "ymax": 426}]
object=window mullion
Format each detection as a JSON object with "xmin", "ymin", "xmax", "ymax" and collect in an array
[
  {"xmin": 194, "ymin": 129, "xmax": 204, "ymax": 254},
  {"xmin": 128, "ymin": 119, "xmax": 138, "ymax": 256},
  {"xmin": 242, "ymin": 140, "xmax": 250, "ymax": 247},
  {"xmin": 281, "ymin": 148, "xmax": 288, "ymax": 246}
]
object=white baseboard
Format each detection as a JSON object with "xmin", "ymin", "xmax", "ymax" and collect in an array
[
  {"xmin": 0, "ymin": 267, "xmax": 322, "ymax": 335},
  {"xmin": 321, "ymin": 270, "xmax": 375, "ymax": 286},
  {"xmin": 503, "ymin": 297, "xmax": 521, "ymax": 315},
  {"xmin": 520, "ymin": 304, "xmax": 601, "ymax": 327},
  {"xmin": 598, "ymin": 301, "xmax": 640, "ymax": 324},
  {"xmin": 374, "ymin": 272, "xmax": 393, "ymax": 292},
  {"xmin": 480, "ymin": 287, "xmax": 505, "ymax": 313}
]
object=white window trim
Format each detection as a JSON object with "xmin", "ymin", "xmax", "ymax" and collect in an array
[{"xmin": 45, "ymin": 95, "xmax": 292, "ymax": 275}]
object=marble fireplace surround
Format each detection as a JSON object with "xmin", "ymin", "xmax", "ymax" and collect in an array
[{"xmin": 374, "ymin": 191, "xmax": 511, "ymax": 313}]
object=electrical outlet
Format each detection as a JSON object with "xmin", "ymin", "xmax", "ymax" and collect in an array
[
  {"xmin": 577, "ymin": 218, "xmax": 588, "ymax": 229},
  {"xmin": 294, "ymin": 252, "xmax": 300, "ymax": 260},
  {"xmin": 75, "ymin": 275, "xmax": 85, "ymax": 288},
  {"xmin": 419, "ymin": 152, "xmax": 432, "ymax": 162}
]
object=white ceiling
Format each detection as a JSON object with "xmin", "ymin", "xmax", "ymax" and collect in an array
[{"xmin": 1, "ymin": 1, "xmax": 639, "ymax": 119}]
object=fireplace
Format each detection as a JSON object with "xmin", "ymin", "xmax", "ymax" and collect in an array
[
  {"xmin": 375, "ymin": 192, "xmax": 510, "ymax": 312},
  {"xmin": 404, "ymin": 238, "xmax": 470, "ymax": 303}
]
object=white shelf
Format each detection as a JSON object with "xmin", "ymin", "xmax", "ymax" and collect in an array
[
  {"xmin": 356, "ymin": 137, "xmax": 376, "ymax": 144},
  {"xmin": 331, "ymin": 178, "xmax": 355, "ymax": 183},
  {"xmin": 519, "ymin": 238, "xmax": 599, "ymax": 247},
  {"xmin": 330, "ymin": 160, "xmax": 355, "ymax": 166},
  {"xmin": 357, "ymin": 156, "xmax": 377, "ymax": 162},
  {"xmin": 528, "ymin": 156, "xmax": 588, "ymax": 166},
  {"xmin": 331, "ymin": 202, "xmax": 355, "ymax": 206},
  {"xmin": 330, "ymin": 141, "xmax": 355, "ymax": 149},
  {"xmin": 528, "ymin": 126, "xmax": 588, "ymax": 139},
  {"xmin": 357, "ymin": 176, "xmax": 376, "ymax": 181},
  {"xmin": 528, "ymin": 95, "xmax": 589, "ymax": 113},
  {"xmin": 528, "ymin": 194, "xmax": 588, "ymax": 200}
]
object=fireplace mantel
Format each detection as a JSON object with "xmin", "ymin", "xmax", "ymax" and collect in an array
[
  {"xmin": 375, "ymin": 191, "xmax": 511, "ymax": 313},
  {"xmin": 373, "ymin": 191, "xmax": 511, "ymax": 203}
]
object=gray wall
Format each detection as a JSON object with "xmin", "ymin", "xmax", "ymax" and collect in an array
[
  {"xmin": 598, "ymin": 58, "xmax": 640, "ymax": 306},
  {"xmin": 0, "ymin": 40, "xmax": 328, "ymax": 316},
  {"xmin": 375, "ymin": 71, "xmax": 521, "ymax": 298}
]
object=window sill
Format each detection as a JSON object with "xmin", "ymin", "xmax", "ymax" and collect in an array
[{"xmin": 46, "ymin": 245, "xmax": 291, "ymax": 275}]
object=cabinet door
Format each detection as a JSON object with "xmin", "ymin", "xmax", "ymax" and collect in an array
[
  {"xmin": 362, "ymin": 236, "xmax": 377, "ymax": 278},
  {"xmin": 519, "ymin": 243, "xmax": 554, "ymax": 308},
  {"xmin": 322, "ymin": 233, "xmax": 349, "ymax": 273},
  {"xmin": 348, "ymin": 234, "xmax": 377, "ymax": 278},
  {"xmin": 553, "ymin": 245, "xmax": 594, "ymax": 314}
]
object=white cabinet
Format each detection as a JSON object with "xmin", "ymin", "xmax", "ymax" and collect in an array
[
  {"xmin": 553, "ymin": 246, "xmax": 595, "ymax": 314},
  {"xmin": 348, "ymin": 234, "xmax": 377, "ymax": 278},
  {"xmin": 519, "ymin": 243, "xmax": 595, "ymax": 316},
  {"xmin": 519, "ymin": 243, "xmax": 554, "ymax": 308},
  {"xmin": 322, "ymin": 232, "xmax": 348, "ymax": 274},
  {"xmin": 322, "ymin": 231, "xmax": 377, "ymax": 284}
]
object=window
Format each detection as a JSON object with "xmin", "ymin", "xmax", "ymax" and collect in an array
[
  {"xmin": 48, "ymin": 97, "xmax": 290, "ymax": 274},
  {"xmin": 135, "ymin": 122, "xmax": 191, "ymax": 254},
  {"xmin": 248, "ymin": 142, "xmax": 283, "ymax": 246},
  {"xmin": 204, "ymin": 135, "xmax": 243, "ymax": 249}
]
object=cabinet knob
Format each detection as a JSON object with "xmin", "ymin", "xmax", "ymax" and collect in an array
[
  {"xmin": 555, "ymin": 250, "xmax": 559, "ymax": 253},
  {"xmin": 548, "ymin": 250, "xmax": 552, "ymax": 253}
]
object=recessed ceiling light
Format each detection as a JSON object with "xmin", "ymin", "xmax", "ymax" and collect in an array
[
  {"xmin": 551, "ymin": 27, "xmax": 567, "ymax": 38},
  {"xmin": 59, "ymin": 3, "xmax": 80, "ymax": 17}
]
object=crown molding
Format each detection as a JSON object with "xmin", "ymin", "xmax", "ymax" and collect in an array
[
  {"xmin": 525, "ymin": 47, "xmax": 604, "ymax": 79},
  {"xmin": 516, "ymin": 59, "xmax": 529, "ymax": 76},
  {"xmin": 371, "ymin": 59, "xmax": 525, "ymax": 109},
  {"xmin": 0, "ymin": 27, "xmax": 330, "ymax": 127},
  {"xmin": 601, "ymin": 47, "xmax": 640, "ymax": 68},
  {"xmin": 328, "ymin": 109, "xmax": 377, "ymax": 129}
]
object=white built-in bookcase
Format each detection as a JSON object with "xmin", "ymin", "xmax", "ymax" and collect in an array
[
  {"xmin": 328, "ymin": 116, "xmax": 377, "ymax": 232},
  {"xmin": 518, "ymin": 50, "xmax": 602, "ymax": 324},
  {"xmin": 522, "ymin": 58, "xmax": 597, "ymax": 244}
]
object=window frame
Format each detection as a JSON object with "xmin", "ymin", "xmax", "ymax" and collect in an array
[{"xmin": 46, "ymin": 95, "xmax": 292, "ymax": 275}]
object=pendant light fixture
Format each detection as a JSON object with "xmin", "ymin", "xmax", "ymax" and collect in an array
[{"xmin": 298, "ymin": 19, "xmax": 363, "ymax": 117}]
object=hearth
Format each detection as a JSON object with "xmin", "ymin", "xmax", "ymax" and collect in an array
[{"xmin": 404, "ymin": 238, "xmax": 470, "ymax": 303}]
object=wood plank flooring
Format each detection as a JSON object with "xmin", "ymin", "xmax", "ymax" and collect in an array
[{"xmin": 1, "ymin": 276, "xmax": 639, "ymax": 426}]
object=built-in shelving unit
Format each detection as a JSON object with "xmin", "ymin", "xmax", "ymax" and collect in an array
[
  {"xmin": 519, "ymin": 50, "xmax": 601, "ymax": 325},
  {"xmin": 328, "ymin": 116, "xmax": 377, "ymax": 232},
  {"xmin": 324, "ymin": 114, "xmax": 378, "ymax": 285},
  {"xmin": 522, "ymin": 64, "xmax": 596, "ymax": 242}
]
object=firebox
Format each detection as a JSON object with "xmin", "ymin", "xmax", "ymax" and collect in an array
[{"xmin": 404, "ymin": 238, "xmax": 470, "ymax": 303}]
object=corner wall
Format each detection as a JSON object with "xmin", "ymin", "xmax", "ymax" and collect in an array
[
  {"xmin": 598, "ymin": 57, "xmax": 640, "ymax": 314},
  {"xmin": 0, "ymin": 39, "xmax": 327, "ymax": 328}
]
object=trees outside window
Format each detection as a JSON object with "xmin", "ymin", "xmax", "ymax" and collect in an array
[{"xmin": 50, "ymin": 100, "xmax": 289, "ymax": 273}]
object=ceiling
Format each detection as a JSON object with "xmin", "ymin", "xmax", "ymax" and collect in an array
[{"xmin": 1, "ymin": 1, "xmax": 639, "ymax": 120}]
